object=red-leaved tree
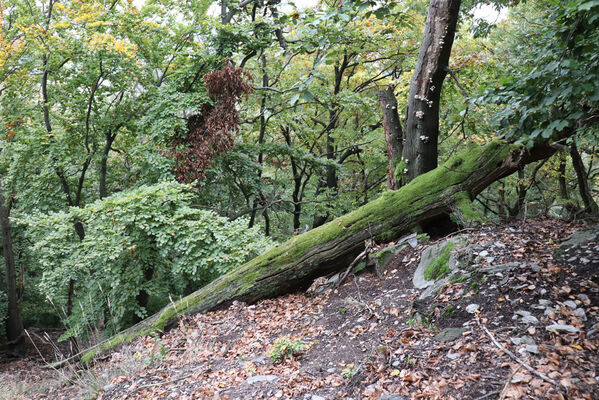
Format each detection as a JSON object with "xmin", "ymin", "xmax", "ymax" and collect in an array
[{"xmin": 173, "ymin": 65, "xmax": 253, "ymax": 182}]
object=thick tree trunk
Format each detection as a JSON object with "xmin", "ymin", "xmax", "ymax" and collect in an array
[
  {"xmin": 570, "ymin": 144, "xmax": 599, "ymax": 216},
  {"xmin": 402, "ymin": 0, "xmax": 461, "ymax": 182},
  {"xmin": 377, "ymin": 86, "xmax": 404, "ymax": 189},
  {"xmin": 79, "ymin": 138, "xmax": 558, "ymax": 363},
  {"xmin": 0, "ymin": 188, "xmax": 23, "ymax": 353}
]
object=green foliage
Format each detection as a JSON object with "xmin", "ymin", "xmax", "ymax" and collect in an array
[
  {"xmin": 478, "ymin": 1, "xmax": 599, "ymax": 145},
  {"xmin": 424, "ymin": 242, "xmax": 454, "ymax": 281},
  {"xmin": 341, "ymin": 363, "xmax": 358, "ymax": 379},
  {"xmin": 20, "ymin": 181, "xmax": 273, "ymax": 339},
  {"xmin": 268, "ymin": 336, "xmax": 306, "ymax": 364}
]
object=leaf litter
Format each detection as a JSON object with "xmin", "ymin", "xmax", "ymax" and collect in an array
[{"xmin": 1, "ymin": 218, "xmax": 597, "ymax": 400}]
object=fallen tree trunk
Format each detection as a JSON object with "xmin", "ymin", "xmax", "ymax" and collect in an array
[{"xmin": 80, "ymin": 139, "xmax": 557, "ymax": 362}]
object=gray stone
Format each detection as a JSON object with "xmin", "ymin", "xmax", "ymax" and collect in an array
[
  {"xmin": 413, "ymin": 237, "xmax": 468, "ymax": 289},
  {"xmin": 511, "ymin": 336, "xmax": 535, "ymax": 346},
  {"xmin": 102, "ymin": 384, "xmax": 115, "ymax": 392},
  {"xmin": 538, "ymin": 299, "xmax": 552, "ymax": 306},
  {"xmin": 521, "ymin": 315, "xmax": 539, "ymax": 325},
  {"xmin": 529, "ymin": 263, "xmax": 541, "ymax": 273},
  {"xmin": 573, "ymin": 308, "xmax": 587, "ymax": 321},
  {"xmin": 446, "ymin": 352, "xmax": 460, "ymax": 360},
  {"xmin": 433, "ymin": 328, "xmax": 467, "ymax": 342},
  {"xmin": 515, "ymin": 310, "xmax": 531, "ymax": 318},
  {"xmin": 245, "ymin": 375, "xmax": 279, "ymax": 384},
  {"xmin": 377, "ymin": 396, "xmax": 407, "ymax": 400},
  {"xmin": 544, "ymin": 307, "xmax": 557, "ymax": 316},
  {"xmin": 480, "ymin": 262, "xmax": 520, "ymax": 274},
  {"xmin": 479, "ymin": 250, "xmax": 489, "ymax": 257},
  {"xmin": 563, "ymin": 300, "xmax": 577, "ymax": 309},
  {"xmin": 545, "ymin": 324, "xmax": 580, "ymax": 334},
  {"xmin": 311, "ymin": 395, "xmax": 326, "ymax": 400},
  {"xmin": 525, "ymin": 344, "xmax": 539, "ymax": 354},
  {"xmin": 466, "ymin": 304, "xmax": 480, "ymax": 314},
  {"xmin": 555, "ymin": 225, "xmax": 599, "ymax": 260}
]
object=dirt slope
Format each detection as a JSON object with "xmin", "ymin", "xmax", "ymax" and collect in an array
[{"xmin": 1, "ymin": 219, "xmax": 597, "ymax": 400}]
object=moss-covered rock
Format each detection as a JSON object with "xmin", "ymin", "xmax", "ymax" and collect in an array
[{"xmin": 424, "ymin": 242, "xmax": 454, "ymax": 281}]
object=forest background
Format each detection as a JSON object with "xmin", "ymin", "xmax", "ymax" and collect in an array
[{"xmin": 0, "ymin": 0, "xmax": 597, "ymax": 354}]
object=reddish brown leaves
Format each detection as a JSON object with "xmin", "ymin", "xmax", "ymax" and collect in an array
[{"xmin": 173, "ymin": 65, "xmax": 252, "ymax": 183}]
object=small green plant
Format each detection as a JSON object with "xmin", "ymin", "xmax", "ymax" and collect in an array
[
  {"xmin": 441, "ymin": 305, "xmax": 455, "ymax": 318},
  {"xmin": 338, "ymin": 307, "xmax": 347, "ymax": 314},
  {"xmin": 268, "ymin": 336, "xmax": 306, "ymax": 364},
  {"xmin": 407, "ymin": 314, "xmax": 435, "ymax": 330},
  {"xmin": 341, "ymin": 364, "xmax": 358, "ymax": 379}
]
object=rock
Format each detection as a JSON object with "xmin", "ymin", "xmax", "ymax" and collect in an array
[
  {"xmin": 245, "ymin": 375, "xmax": 279, "ymax": 384},
  {"xmin": 413, "ymin": 236, "xmax": 468, "ymax": 289},
  {"xmin": 480, "ymin": 262, "xmax": 520, "ymax": 274},
  {"xmin": 545, "ymin": 324, "xmax": 580, "ymax": 334},
  {"xmin": 555, "ymin": 225, "xmax": 599, "ymax": 260},
  {"xmin": 529, "ymin": 263, "xmax": 541, "ymax": 273},
  {"xmin": 572, "ymin": 308, "xmax": 587, "ymax": 321},
  {"xmin": 378, "ymin": 396, "xmax": 407, "ymax": 400},
  {"xmin": 433, "ymin": 328, "xmax": 467, "ymax": 342},
  {"xmin": 515, "ymin": 310, "xmax": 531, "ymax": 318},
  {"xmin": 538, "ymin": 299, "xmax": 552, "ymax": 306},
  {"xmin": 525, "ymin": 344, "xmax": 539, "ymax": 354},
  {"xmin": 466, "ymin": 304, "xmax": 480, "ymax": 314},
  {"xmin": 479, "ymin": 250, "xmax": 489, "ymax": 257},
  {"xmin": 548, "ymin": 198, "xmax": 578, "ymax": 221},
  {"xmin": 563, "ymin": 300, "xmax": 577, "ymax": 309},
  {"xmin": 446, "ymin": 352, "xmax": 460, "ymax": 360},
  {"xmin": 511, "ymin": 336, "xmax": 535, "ymax": 346},
  {"xmin": 311, "ymin": 395, "xmax": 326, "ymax": 400},
  {"xmin": 521, "ymin": 315, "xmax": 539, "ymax": 325},
  {"xmin": 102, "ymin": 384, "xmax": 115, "ymax": 392}
]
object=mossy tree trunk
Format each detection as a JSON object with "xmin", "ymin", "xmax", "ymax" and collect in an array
[{"xmin": 79, "ymin": 138, "xmax": 559, "ymax": 363}]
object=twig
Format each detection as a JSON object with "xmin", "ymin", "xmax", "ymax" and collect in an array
[
  {"xmin": 476, "ymin": 319, "xmax": 558, "ymax": 387},
  {"xmin": 351, "ymin": 276, "xmax": 374, "ymax": 316},
  {"xmin": 499, "ymin": 365, "xmax": 520, "ymax": 400},
  {"xmin": 337, "ymin": 245, "xmax": 370, "ymax": 287},
  {"xmin": 474, "ymin": 390, "xmax": 500, "ymax": 400},
  {"xmin": 134, "ymin": 366, "xmax": 211, "ymax": 391}
]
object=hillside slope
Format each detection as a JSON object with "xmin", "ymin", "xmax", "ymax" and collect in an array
[{"xmin": 1, "ymin": 219, "xmax": 597, "ymax": 400}]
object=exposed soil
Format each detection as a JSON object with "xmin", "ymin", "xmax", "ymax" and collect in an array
[{"xmin": 1, "ymin": 219, "xmax": 597, "ymax": 400}]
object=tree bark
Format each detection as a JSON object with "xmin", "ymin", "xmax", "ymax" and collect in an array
[
  {"xmin": 377, "ymin": 86, "xmax": 404, "ymax": 189},
  {"xmin": 569, "ymin": 144, "xmax": 599, "ymax": 216},
  {"xmin": 0, "ymin": 187, "xmax": 23, "ymax": 353},
  {"xmin": 402, "ymin": 0, "xmax": 461, "ymax": 182},
  {"xmin": 79, "ymin": 138, "xmax": 559, "ymax": 363}
]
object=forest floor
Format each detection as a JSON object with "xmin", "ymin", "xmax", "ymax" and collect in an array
[{"xmin": 0, "ymin": 218, "xmax": 597, "ymax": 400}]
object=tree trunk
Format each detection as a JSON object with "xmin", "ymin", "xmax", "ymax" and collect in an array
[
  {"xmin": 558, "ymin": 152, "xmax": 568, "ymax": 198},
  {"xmin": 377, "ymin": 86, "xmax": 404, "ymax": 189},
  {"xmin": 79, "ymin": 138, "xmax": 559, "ymax": 363},
  {"xmin": 0, "ymin": 188, "xmax": 23, "ymax": 353},
  {"xmin": 402, "ymin": 0, "xmax": 461, "ymax": 182},
  {"xmin": 570, "ymin": 144, "xmax": 599, "ymax": 216}
]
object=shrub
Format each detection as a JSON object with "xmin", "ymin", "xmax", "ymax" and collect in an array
[
  {"xmin": 268, "ymin": 336, "xmax": 305, "ymax": 364},
  {"xmin": 20, "ymin": 181, "xmax": 274, "ymax": 340}
]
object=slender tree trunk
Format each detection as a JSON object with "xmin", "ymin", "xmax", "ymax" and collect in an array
[
  {"xmin": 377, "ymin": 86, "xmax": 404, "ymax": 189},
  {"xmin": 0, "ymin": 188, "xmax": 23, "ymax": 353},
  {"xmin": 402, "ymin": 0, "xmax": 461, "ymax": 182},
  {"xmin": 570, "ymin": 144, "xmax": 599, "ymax": 216},
  {"xmin": 558, "ymin": 152, "xmax": 568, "ymax": 198},
  {"xmin": 99, "ymin": 131, "xmax": 116, "ymax": 199}
]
